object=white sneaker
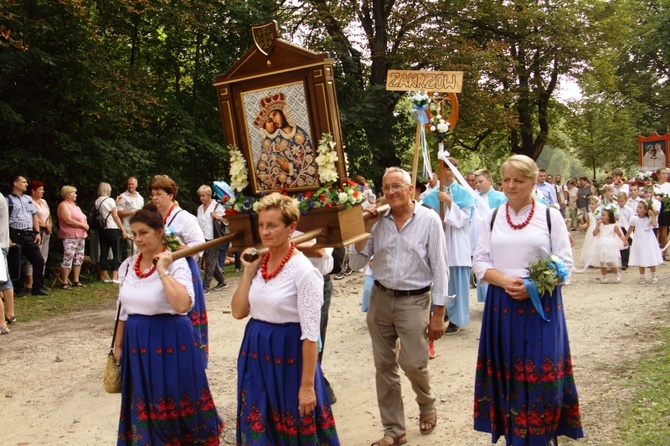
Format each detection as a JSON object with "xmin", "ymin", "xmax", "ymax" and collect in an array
[
  {"xmin": 614, "ymin": 274, "xmax": 621, "ymax": 284},
  {"xmin": 639, "ymin": 277, "xmax": 647, "ymax": 284},
  {"xmin": 651, "ymin": 276, "xmax": 659, "ymax": 284},
  {"xmin": 111, "ymin": 279, "xmax": 120, "ymax": 284},
  {"xmin": 600, "ymin": 276, "xmax": 608, "ymax": 284}
]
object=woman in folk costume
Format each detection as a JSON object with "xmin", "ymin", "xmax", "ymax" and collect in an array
[
  {"xmin": 232, "ymin": 193, "xmax": 339, "ymax": 445},
  {"xmin": 473, "ymin": 155, "xmax": 583, "ymax": 445},
  {"xmin": 423, "ymin": 156, "xmax": 475, "ymax": 334},
  {"xmin": 114, "ymin": 204, "xmax": 223, "ymax": 444},
  {"xmin": 148, "ymin": 175, "xmax": 210, "ymax": 368}
]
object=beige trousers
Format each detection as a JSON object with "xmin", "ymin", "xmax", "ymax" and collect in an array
[{"xmin": 366, "ymin": 284, "xmax": 435, "ymax": 437}]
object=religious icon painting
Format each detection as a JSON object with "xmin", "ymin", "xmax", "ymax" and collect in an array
[{"xmin": 241, "ymin": 83, "xmax": 318, "ymax": 193}]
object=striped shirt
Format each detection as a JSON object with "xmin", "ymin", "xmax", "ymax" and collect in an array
[
  {"xmin": 348, "ymin": 201, "xmax": 450, "ymax": 305},
  {"xmin": 7, "ymin": 193, "xmax": 37, "ymax": 231}
]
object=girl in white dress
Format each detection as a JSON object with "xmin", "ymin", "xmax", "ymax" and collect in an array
[
  {"xmin": 628, "ymin": 200, "xmax": 663, "ymax": 283},
  {"xmin": 587, "ymin": 208, "xmax": 627, "ymax": 283},
  {"xmin": 579, "ymin": 196, "xmax": 600, "ymax": 267}
]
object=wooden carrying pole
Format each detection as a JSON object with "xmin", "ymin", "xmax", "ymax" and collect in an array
[
  {"xmin": 242, "ymin": 228, "xmax": 325, "ymax": 262},
  {"xmin": 169, "ymin": 232, "xmax": 242, "ymax": 262}
]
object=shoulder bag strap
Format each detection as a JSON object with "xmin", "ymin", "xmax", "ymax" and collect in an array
[
  {"xmin": 109, "ymin": 260, "xmax": 130, "ymax": 351},
  {"xmin": 167, "ymin": 209, "xmax": 183, "ymax": 227},
  {"xmin": 490, "ymin": 207, "xmax": 499, "ymax": 231},
  {"xmin": 109, "ymin": 303, "xmax": 122, "ymax": 351}
]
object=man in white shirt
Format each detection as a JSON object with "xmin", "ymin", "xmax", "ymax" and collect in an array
[
  {"xmin": 117, "ymin": 176, "xmax": 144, "ymax": 261},
  {"xmin": 348, "ymin": 167, "xmax": 448, "ymax": 444},
  {"xmin": 554, "ymin": 174, "xmax": 568, "ymax": 216},
  {"xmin": 535, "ymin": 169, "xmax": 558, "ymax": 208}
]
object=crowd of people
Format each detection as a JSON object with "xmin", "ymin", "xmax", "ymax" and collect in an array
[{"xmin": 2, "ymin": 161, "xmax": 668, "ymax": 445}]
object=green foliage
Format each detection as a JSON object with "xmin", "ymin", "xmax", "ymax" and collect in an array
[
  {"xmin": 617, "ymin": 326, "xmax": 670, "ymax": 445},
  {"xmin": 0, "ymin": 0, "xmax": 276, "ymax": 210}
]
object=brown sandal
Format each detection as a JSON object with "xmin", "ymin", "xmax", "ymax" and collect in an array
[
  {"xmin": 370, "ymin": 433, "xmax": 407, "ymax": 446},
  {"xmin": 419, "ymin": 410, "xmax": 437, "ymax": 435}
]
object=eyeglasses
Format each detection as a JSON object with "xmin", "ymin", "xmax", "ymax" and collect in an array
[{"xmin": 382, "ymin": 183, "xmax": 409, "ymax": 193}]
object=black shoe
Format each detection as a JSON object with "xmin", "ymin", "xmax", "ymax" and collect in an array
[
  {"xmin": 214, "ymin": 282, "xmax": 228, "ymax": 290},
  {"xmin": 343, "ymin": 267, "xmax": 353, "ymax": 276},
  {"xmin": 333, "ymin": 273, "xmax": 345, "ymax": 280},
  {"xmin": 203, "ymin": 288, "xmax": 211, "ymax": 296},
  {"xmin": 445, "ymin": 323, "xmax": 460, "ymax": 334},
  {"xmin": 32, "ymin": 288, "xmax": 49, "ymax": 296},
  {"xmin": 15, "ymin": 290, "xmax": 27, "ymax": 298},
  {"xmin": 326, "ymin": 384, "xmax": 337, "ymax": 404}
]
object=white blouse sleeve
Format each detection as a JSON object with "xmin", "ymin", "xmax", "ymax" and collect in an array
[
  {"xmin": 178, "ymin": 212, "xmax": 206, "ymax": 247},
  {"xmin": 295, "ymin": 264, "xmax": 324, "ymax": 342}
]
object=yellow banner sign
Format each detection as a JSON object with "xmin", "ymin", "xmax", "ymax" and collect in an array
[{"xmin": 386, "ymin": 70, "xmax": 463, "ymax": 93}]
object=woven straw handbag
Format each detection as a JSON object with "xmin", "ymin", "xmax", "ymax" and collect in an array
[{"xmin": 103, "ymin": 304, "xmax": 122, "ymax": 394}]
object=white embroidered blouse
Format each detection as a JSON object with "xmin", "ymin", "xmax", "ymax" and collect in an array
[
  {"xmin": 165, "ymin": 206, "xmax": 205, "ymax": 251},
  {"xmin": 473, "ymin": 203, "xmax": 573, "ymax": 281},
  {"xmin": 117, "ymin": 257, "xmax": 195, "ymax": 321},
  {"xmin": 248, "ymin": 252, "xmax": 324, "ymax": 342}
]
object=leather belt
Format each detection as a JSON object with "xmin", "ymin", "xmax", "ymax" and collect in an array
[
  {"xmin": 10, "ymin": 228, "xmax": 37, "ymax": 236},
  {"xmin": 374, "ymin": 280, "xmax": 430, "ymax": 297}
]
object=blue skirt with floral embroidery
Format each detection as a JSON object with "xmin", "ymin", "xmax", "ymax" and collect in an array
[
  {"xmin": 237, "ymin": 319, "xmax": 339, "ymax": 445},
  {"xmin": 117, "ymin": 314, "xmax": 223, "ymax": 445},
  {"xmin": 186, "ymin": 256, "xmax": 209, "ymax": 369},
  {"xmin": 473, "ymin": 285, "xmax": 584, "ymax": 445}
]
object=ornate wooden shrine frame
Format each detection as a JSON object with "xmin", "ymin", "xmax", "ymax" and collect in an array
[
  {"xmin": 213, "ymin": 21, "xmax": 346, "ymax": 195},
  {"xmin": 638, "ymin": 132, "xmax": 670, "ymax": 172}
]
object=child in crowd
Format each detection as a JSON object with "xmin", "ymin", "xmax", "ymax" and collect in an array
[
  {"xmin": 601, "ymin": 185, "xmax": 617, "ymax": 207},
  {"xmin": 628, "ymin": 200, "xmax": 663, "ymax": 284},
  {"xmin": 586, "ymin": 208, "xmax": 627, "ymax": 283},
  {"xmin": 617, "ymin": 193, "xmax": 633, "ymax": 270},
  {"xmin": 626, "ymin": 183, "xmax": 642, "ymax": 213},
  {"xmin": 579, "ymin": 196, "xmax": 600, "ymax": 267}
]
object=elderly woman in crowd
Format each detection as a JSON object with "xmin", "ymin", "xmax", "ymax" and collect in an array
[
  {"xmin": 24, "ymin": 180, "xmax": 52, "ymax": 290},
  {"xmin": 473, "ymin": 155, "xmax": 583, "ymax": 446},
  {"xmin": 148, "ymin": 174, "xmax": 209, "ymax": 366},
  {"xmin": 196, "ymin": 184, "xmax": 227, "ymax": 294},
  {"xmin": 95, "ymin": 182, "xmax": 128, "ymax": 283},
  {"xmin": 114, "ymin": 203, "xmax": 223, "ymax": 444},
  {"xmin": 232, "ymin": 192, "xmax": 339, "ymax": 445},
  {"xmin": 56, "ymin": 186, "xmax": 88, "ymax": 288}
]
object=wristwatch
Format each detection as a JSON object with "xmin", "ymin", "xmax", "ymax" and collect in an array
[{"xmin": 158, "ymin": 271, "xmax": 171, "ymax": 279}]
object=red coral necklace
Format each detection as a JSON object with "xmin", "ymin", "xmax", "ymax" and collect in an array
[
  {"xmin": 134, "ymin": 247, "xmax": 167, "ymax": 279},
  {"xmin": 506, "ymin": 201, "xmax": 535, "ymax": 230},
  {"xmin": 163, "ymin": 203, "xmax": 177, "ymax": 225},
  {"xmin": 261, "ymin": 242, "xmax": 295, "ymax": 280}
]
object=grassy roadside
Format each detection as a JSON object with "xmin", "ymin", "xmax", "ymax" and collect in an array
[
  {"xmin": 13, "ymin": 282, "xmax": 119, "ymax": 323},
  {"xmin": 616, "ymin": 326, "xmax": 670, "ymax": 445}
]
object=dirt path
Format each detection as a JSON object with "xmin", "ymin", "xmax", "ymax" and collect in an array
[{"xmin": 2, "ymin": 231, "xmax": 668, "ymax": 445}]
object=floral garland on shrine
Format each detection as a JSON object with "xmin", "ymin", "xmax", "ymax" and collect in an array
[{"xmin": 223, "ymin": 134, "xmax": 364, "ymax": 216}]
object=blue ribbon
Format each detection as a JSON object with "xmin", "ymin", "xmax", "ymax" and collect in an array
[
  {"xmin": 411, "ymin": 103, "xmax": 431, "ymax": 180},
  {"xmin": 412, "ymin": 103, "xmax": 429, "ymax": 124},
  {"xmin": 522, "ymin": 278, "xmax": 550, "ymax": 322}
]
